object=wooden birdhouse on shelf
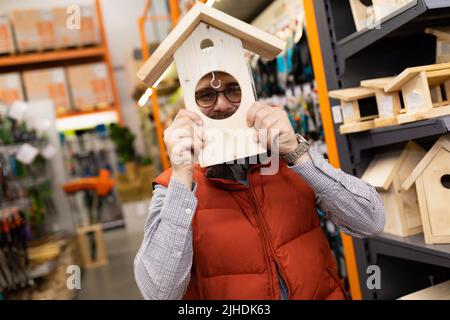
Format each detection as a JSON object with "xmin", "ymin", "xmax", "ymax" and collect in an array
[
  {"xmin": 384, "ymin": 63, "xmax": 450, "ymax": 125},
  {"xmin": 402, "ymin": 134, "xmax": 450, "ymax": 244},
  {"xmin": 137, "ymin": 2, "xmax": 285, "ymax": 167},
  {"xmin": 328, "ymin": 86, "xmax": 377, "ymax": 134},
  {"xmin": 425, "ymin": 27, "xmax": 450, "ymax": 64},
  {"xmin": 362, "ymin": 141, "xmax": 426, "ymax": 237},
  {"xmin": 360, "ymin": 77, "xmax": 402, "ymax": 128}
]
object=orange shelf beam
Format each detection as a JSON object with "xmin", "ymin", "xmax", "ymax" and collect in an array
[
  {"xmin": 0, "ymin": 47, "xmax": 105, "ymax": 68},
  {"xmin": 303, "ymin": 0, "xmax": 363, "ymax": 300}
]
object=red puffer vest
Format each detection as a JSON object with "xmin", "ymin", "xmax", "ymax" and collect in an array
[{"xmin": 153, "ymin": 162, "xmax": 347, "ymax": 300}]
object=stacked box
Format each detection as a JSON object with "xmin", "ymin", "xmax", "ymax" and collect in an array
[
  {"xmin": 67, "ymin": 63, "xmax": 113, "ymax": 111},
  {"xmin": 10, "ymin": 8, "xmax": 57, "ymax": 52},
  {"xmin": 79, "ymin": 5, "xmax": 100, "ymax": 46},
  {"xmin": 0, "ymin": 12, "xmax": 15, "ymax": 54},
  {"xmin": 23, "ymin": 68, "xmax": 71, "ymax": 115},
  {"xmin": 52, "ymin": 7, "xmax": 79, "ymax": 48},
  {"xmin": 0, "ymin": 73, "xmax": 24, "ymax": 106}
]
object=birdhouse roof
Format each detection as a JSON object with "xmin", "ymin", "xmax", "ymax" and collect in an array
[
  {"xmin": 384, "ymin": 62, "xmax": 450, "ymax": 92},
  {"xmin": 328, "ymin": 87, "xmax": 376, "ymax": 102},
  {"xmin": 137, "ymin": 2, "xmax": 286, "ymax": 87},
  {"xmin": 360, "ymin": 77, "xmax": 395, "ymax": 90},
  {"xmin": 362, "ymin": 141, "xmax": 425, "ymax": 190},
  {"xmin": 402, "ymin": 134, "xmax": 450, "ymax": 190}
]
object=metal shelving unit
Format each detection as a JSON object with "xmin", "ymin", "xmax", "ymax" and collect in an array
[{"xmin": 311, "ymin": 0, "xmax": 450, "ymax": 299}]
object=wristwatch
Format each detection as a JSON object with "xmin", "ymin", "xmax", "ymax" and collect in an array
[{"xmin": 281, "ymin": 134, "xmax": 310, "ymax": 166}]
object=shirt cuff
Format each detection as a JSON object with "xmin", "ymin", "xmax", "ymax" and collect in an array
[
  {"xmin": 288, "ymin": 149, "xmax": 338, "ymax": 194},
  {"xmin": 159, "ymin": 177, "xmax": 198, "ymax": 229}
]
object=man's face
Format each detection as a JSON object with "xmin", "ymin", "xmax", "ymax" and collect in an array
[{"xmin": 194, "ymin": 72, "xmax": 241, "ymax": 120}]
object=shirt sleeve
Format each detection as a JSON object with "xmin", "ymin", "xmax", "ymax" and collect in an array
[
  {"xmin": 134, "ymin": 177, "xmax": 198, "ymax": 300},
  {"xmin": 288, "ymin": 149, "xmax": 385, "ymax": 238}
]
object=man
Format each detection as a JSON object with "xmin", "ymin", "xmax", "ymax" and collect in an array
[{"xmin": 134, "ymin": 72, "xmax": 385, "ymax": 300}]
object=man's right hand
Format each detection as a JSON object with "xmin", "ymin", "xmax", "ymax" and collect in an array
[{"xmin": 163, "ymin": 109, "xmax": 206, "ymax": 188}]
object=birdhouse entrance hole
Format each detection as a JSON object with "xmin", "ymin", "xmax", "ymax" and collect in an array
[
  {"xmin": 194, "ymin": 71, "xmax": 242, "ymax": 120},
  {"xmin": 200, "ymin": 39, "xmax": 214, "ymax": 50},
  {"xmin": 441, "ymin": 174, "xmax": 450, "ymax": 189}
]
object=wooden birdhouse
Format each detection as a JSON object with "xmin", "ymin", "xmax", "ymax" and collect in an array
[
  {"xmin": 384, "ymin": 63, "xmax": 450, "ymax": 125},
  {"xmin": 402, "ymin": 134, "xmax": 450, "ymax": 244},
  {"xmin": 361, "ymin": 77, "xmax": 402, "ymax": 128},
  {"xmin": 362, "ymin": 141, "xmax": 426, "ymax": 237},
  {"xmin": 328, "ymin": 86, "xmax": 377, "ymax": 134},
  {"xmin": 425, "ymin": 27, "xmax": 450, "ymax": 64},
  {"xmin": 137, "ymin": 2, "xmax": 285, "ymax": 167}
]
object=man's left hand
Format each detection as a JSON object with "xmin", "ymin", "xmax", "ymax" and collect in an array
[{"xmin": 247, "ymin": 102, "xmax": 298, "ymax": 156}]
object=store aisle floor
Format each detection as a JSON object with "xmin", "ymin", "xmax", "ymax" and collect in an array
[{"xmin": 78, "ymin": 228, "xmax": 143, "ymax": 300}]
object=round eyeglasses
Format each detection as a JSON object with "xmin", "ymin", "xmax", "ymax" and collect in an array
[{"xmin": 195, "ymin": 84, "xmax": 242, "ymax": 109}]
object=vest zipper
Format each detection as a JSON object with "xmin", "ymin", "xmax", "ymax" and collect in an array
[{"xmin": 248, "ymin": 171, "xmax": 291, "ymax": 300}]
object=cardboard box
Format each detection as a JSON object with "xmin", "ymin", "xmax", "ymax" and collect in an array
[
  {"xmin": 52, "ymin": 7, "xmax": 79, "ymax": 48},
  {"xmin": 52, "ymin": 5, "xmax": 100, "ymax": 48},
  {"xmin": 79, "ymin": 5, "xmax": 100, "ymax": 46},
  {"xmin": 67, "ymin": 63, "xmax": 113, "ymax": 111},
  {"xmin": 0, "ymin": 73, "xmax": 24, "ymax": 106},
  {"xmin": 0, "ymin": 12, "xmax": 15, "ymax": 54},
  {"xmin": 23, "ymin": 68, "xmax": 71, "ymax": 115},
  {"xmin": 10, "ymin": 8, "xmax": 56, "ymax": 52}
]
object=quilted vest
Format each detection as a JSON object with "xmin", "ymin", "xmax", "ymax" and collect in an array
[{"xmin": 153, "ymin": 162, "xmax": 347, "ymax": 300}]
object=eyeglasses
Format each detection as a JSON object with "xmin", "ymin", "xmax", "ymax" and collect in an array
[{"xmin": 195, "ymin": 84, "xmax": 242, "ymax": 108}]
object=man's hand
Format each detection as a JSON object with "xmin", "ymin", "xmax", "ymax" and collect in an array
[
  {"xmin": 163, "ymin": 109, "xmax": 206, "ymax": 188},
  {"xmin": 247, "ymin": 102, "xmax": 298, "ymax": 156}
]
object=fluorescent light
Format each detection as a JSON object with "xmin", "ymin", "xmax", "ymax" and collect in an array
[{"xmin": 138, "ymin": 88, "xmax": 153, "ymax": 107}]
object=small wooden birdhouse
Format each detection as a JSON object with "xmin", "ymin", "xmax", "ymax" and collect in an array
[
  {"xmin": 361, "ymin": 77, "xmax": 402, "ymax": 128},
  {"xmin": 425, "ymin": 27, "xmax": 450, "ymax": 64},
  {"xmin": 328, "ymin": 86, "xmax": 377, "ymax": 134},
  {"xmin": 402, "ymin": 134, "xmax": 450, "ymax": 244},
  {"xmin": 384, "ymin": 63, "xmax": 450, "ymax": 125},
  {"xmin": 362, "ymin": 141, "xmax": 426, "ymax": 237},
  {"xmin": 137, "ymin": 2, "xmax": 285, "ymax": 167}
]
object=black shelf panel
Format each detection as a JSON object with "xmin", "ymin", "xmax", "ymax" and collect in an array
[
  {"xmin": 334, "ymin": 0, "xmax": 450, "ymax": 75},
  {"xmin": 371, "ymin": 233, "xmax": 450, "ymax": 267},
  {"xmin": 348, "ymin": 115, "xmax": 450, "ymax": 165}
]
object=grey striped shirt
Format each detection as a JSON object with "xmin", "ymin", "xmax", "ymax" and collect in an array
[{"xmin": 134, "ymin": 150, "xmax": 385, "ymax": 300}]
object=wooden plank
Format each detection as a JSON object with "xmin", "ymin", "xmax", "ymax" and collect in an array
[
  {"xmin": 402, "ymin": 134, "xmax": 450, "ymax": 190},
  {"xmin": 397, "ymin": 104, "xmax": 450, "ymax": 125},
  {"xmin": 361, "ymin": 149, "xmax": 402, "ymax": 190},
  {"xmin": 385, "ymin": 62, "xmax": 450, "ymax": 92},
  {"xmin": 339, "ymin": 120, "xmax": 374, "ymax": 134},
  {"xmin": 425, "ymin": 27, "xmax": 450, "ymax": 42},
  {"xmin": 374, "ymin": 116, "xmax": 397, "ymax": 128},
  {"xmin": 328, "ymin": 87, "xmax": 376, "ymax": 101},
  {"xmin": 361, "ymin": 77, "xmax": 396, "ymax": 89},
  {"xmin": 398, "ymin": 280, "xmax": 450, "ymax": 300},
  {"xmin": 137, "ymin": 2, "xmax": 285, "ymax": 86}
]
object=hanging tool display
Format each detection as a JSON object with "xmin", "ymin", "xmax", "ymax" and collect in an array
[{"xmin": 0, "ymin": 208, "xmax": 33, "ymax": 294}]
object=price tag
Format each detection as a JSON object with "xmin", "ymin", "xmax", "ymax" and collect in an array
[
  {"xmin": 341, "ymin": 102, "xmax": 355, "ymax": 121},
  {"xmin": 332, "ymin": 105, "xmax": 343, "ymax": 124},
  {"xmin": 41, "ymin": 144, "xmax": 57, "ymax": 159},
  {"xmin": 378, "ymin": 95, "xmax": 394, "ymax": 117},
  {"xmin": 405, "ymin": 90, "xmax": 424, "ymax": 113},
  {"xmin": 8, "ymin": 101, "xmax": 28, "ymax": 121},
  {"xmin": 51, "ymin": 70, "xmax": 64, "ymax": 83},
  {"xmin": 93, "ymin": 64, "xmax": 107, "ymax": 78}
]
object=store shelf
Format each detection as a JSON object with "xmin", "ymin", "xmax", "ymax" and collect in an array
[
  {"xmin": 327, "ymin": 0, "xmax": 450, "ymax": 75},
  {"xmin": 348, "ymin": 115, "xmax": 450, "ymax": 164},
  {"xmin": 0, "ymin": 47, "xmax": 106, "ymax": 68},
  {"xmin": 370, "ymin": 233, "xmax": 450, "ymax": 268}
]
